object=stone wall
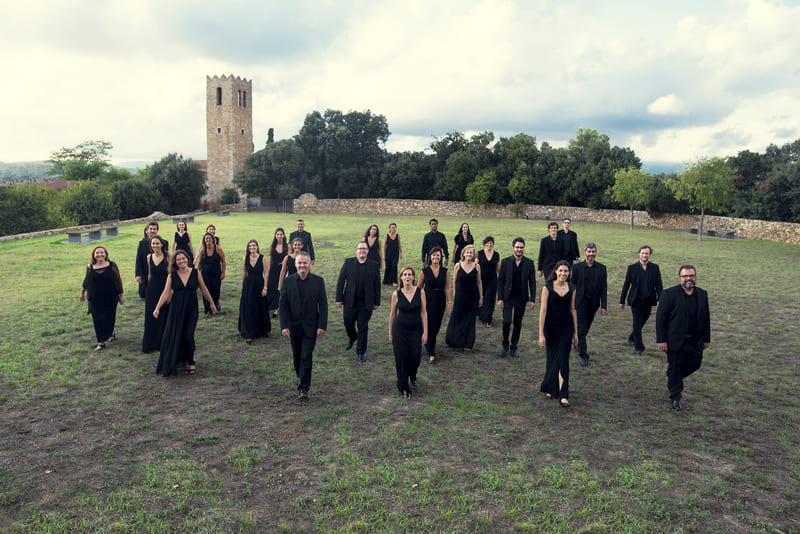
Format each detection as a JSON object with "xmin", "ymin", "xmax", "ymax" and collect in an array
[{"xmin": 293, "ymin": 193, "xmax": 800, "ymax": 245}]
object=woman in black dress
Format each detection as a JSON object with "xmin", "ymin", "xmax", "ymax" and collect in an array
[
  {"xmin": 445, "ymin": 245, "xmax": 483, "ymax": 350},
  {"xmin": 265, "ymin": 227, "xmax": 287, "ymax": 318},
  {"xmin": 154, "ymin": 250, "xmax": 216, "ymax": 376},
  {"xmin": 80, "ymin": 246, "xmax": 124, "ymax": 352},
  {"xmin": 364, "ymin": 224, "xmax": 382, "ymax": 268},
  {"xmin": 539, "ymin": 260, "xmax": 578, "ymax": 407},
  {"xmin": 172, "ymin": 220, "xmax": 194, "ymax": 265},
  {"xmin": 205, "ymin": 224, "xmax": 220, "ymax": 246},
  {"xmin": 417, "ymin": 247, "xmax": 450, "ymax": 364},
  {"xmin": 382, "ymin": 222, "xmax": 402, "ymax": 286},
  {"xmin": 477, "ymin": 236, "xmax": 500, "ymax": 327},
  {"xmin": 142, "ymin": 235, "xmax": 169, "ymax": 353},
  {"xmin": 238, "ymin": 239, "xmax": 270, "ymax": 343},
  {"xmin": 389, "ymin": 266, "xmax": 428, "ymax": 398},
  {"xmin": 197, "ymin": 232, "xmax": 225, "ymax": 314},
  {"xmin": 278, "ymin": 237, "xmax": 303, "ymax": 292},
  {"xmin": 451, "ymin": 222, "xmax": 474, "ymax": 267}
]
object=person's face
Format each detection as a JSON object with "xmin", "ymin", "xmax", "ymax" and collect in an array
[
  {"xmin": 206, "ymin": 225, "xmax": 215, "ymax": 235},
  {"xmin": 295, "ymin": 256, "xmax": 309, "ymax": 276},
  {"xmin": 461, "ymin": 223, "xmax": 469, "ymax": 234},
  {"xmin": 389, "ymin": 224, "xmax": 396, "ymax": 233},
  {"xmin": 556, "ymin": 264, "xmax": 570, "ymax": 281},
  {"xmin": 248, "ymin": 242, "xmax": 258, "ymax": 254},
  {"xmin": 296, "ymin": 220, "xmax": 305, "ymax": 232},
  {"xmin": 548, "ymin": 225, "xmax": 558, "ymax": 238},
  {"xmin": 430, "ymin": 220, "xmax": 438, "ymax": 232},
  {"xmin": 356, "ymin": 243, "xmax": 369, "ymax": 261},
  {"xmin": 679, "ymin": 269, "xmax": 696, "ymax": 290},
  {"xmin": 151, "ymin": 239, "xmax": 163, "ymax": 253},
  {"xmin": 147, "ymin": 224, "xmax": 158, "ymax": 238},
  {"xmin": 276, "ymin": 230, "xmax": 285, "ymax": 242},
  {"xmin": 513, "ymin": 242, "xmax": 525, "ymax": 258},
  {"xmin": 93, "ymin": 248, "xmax": 107, "ymax": 262},
  {"xmin": 204, "ymin": 234, "xmax": 214, "ymax": 247},
  {"xmin": 370, "ymin": 226, "xmax": 378, "ymax": 236},
  {"xmin": 176, "ymin": 253, "xmax": 188, "ymax": 269},
  {"xmin": 463, "ymin": 248, "xmax": 474, "ymax": 261},
  {"xmin": 563, "ymin": 219, "xmax": 571, "ymax": 230},
  {"xmin": 585, "ymin": 247, "xmax": 597, "ymax": 263},
  {"xmin": 485, "ymin": 240, "xmax": 494, "ymax": 252},
  {"xmin": 430, "ymin": 251, "xmax": 441, "ymax": 265},
  {"xmin": 177, "ymin": 222, "xmax": 186, "ymax": 232},
  {"xmin": 639, "ymin": 248, "xmax": 651, "ymax": 263},
  {"xmin": 292, "ymin": 240, "xmax": 303, "ymax": 253},
  {"xmin": 400, "ymin": 269, "xmax": 414, "ymax": 286}
]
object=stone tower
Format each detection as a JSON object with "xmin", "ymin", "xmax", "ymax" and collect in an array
[{"xmin": 206, "ymin": 74, "xmax": 253, "ymax": 202}]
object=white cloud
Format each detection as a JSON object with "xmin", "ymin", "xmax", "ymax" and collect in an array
[{"xmin": 647, "ymin": 94, "xmax": 687, "ymax": 116}]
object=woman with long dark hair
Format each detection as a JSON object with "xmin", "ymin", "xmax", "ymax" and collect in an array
[
  {"xmin": 80, "ymin": 246, "xmax": 124, "ymax": 352},
  {"xmin": 382, "ymin": 222, "xmax": 402, "ymax": 286},
  {"xmin": 417, "ymin": 247, "xmax": 450, "ymax": 364},
  {"xmin": 142, "ymin": 235, "xmax": 169, "ymax": 353},
  {"xmin": 172, "ymin": 220, "xmax": 194, "ymax": 265},
  {"xmin": 364, "ymin": 224, "xmax": 382, "ymax": 268},
  {"xmin": 451, "ymin": 222, "xmax": 474, "ymax": 268},
  {"xmin": 197, "ymin": 232, "xmax": 225, "ymax": 314},
  {"xmin": 238, "ymin": 239, "xmax": 270, "ymax": 343},
  {"xmin": 539, "ymin": 260, "xmax": 578, "ymax": 407},
  {"xmin": 477, "ymin": 236, "xmax": 499, "ymax": 327},
  {"xmin": 389, "ymin": 266, "xmax": 427, "ymax": 398},
  {"xmin": 265, "ymin": 227, "xmax": 287, "ymax": 318},
  {"xmin": 278, "ymin": 237, "xmax": 304, "ymax": 292}
]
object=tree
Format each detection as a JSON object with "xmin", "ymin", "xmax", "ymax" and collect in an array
[
  {"xmin": 58, "ymin": 182, "xmax": 118, "ymax": 225},
  {"xmin": 235, "ymin": 139, "xmax": 311, "ymax": 199},
  {"xmin": 48, "ymin": 140, "xmax": 113, "ymax": 177},
  {"xmin": 465, "ymin": 171, "xmax": 499, "ymax": 206},
  {"xmin": 110, "ymin": 179, "xmax": 165, "ymax": 220},
  {"xmin": 0, "ymin": 184, "xmax": 64, "ymax": 236},
  {"xmin": 610, "ymin": 167, "xmax": 656, "ymax": 230},
  {"xmin": 668, "ymin": 156, "xmax": 736, "ymax": 241},
  {"xmin": 147, "ymin": 154, "xmax": 207, "ymax": 214}
]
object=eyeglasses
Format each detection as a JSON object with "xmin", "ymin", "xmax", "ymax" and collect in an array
[{"xmin": 679, "ymin": 274, "xmax": 696, "ymax": 278}]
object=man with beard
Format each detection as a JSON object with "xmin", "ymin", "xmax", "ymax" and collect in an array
[
  {"xmin": 571, "ymin": 243, "xmax": 607, "ymax": 367},
  {"xmin": 336, "ymin": 242, "xmax": 381, "ymax": 363},
  {"xmin": 619, "ymin": 245, "xmax": 662, "ymax": 355},
  {"xmin": 497, "ymin": 237, "xmax": 536, "ymax": 358}
]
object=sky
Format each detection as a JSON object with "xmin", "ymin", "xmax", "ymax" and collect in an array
[{"xmin": 2, "ymin": 0, "xmax": 799, "ymax": 172}]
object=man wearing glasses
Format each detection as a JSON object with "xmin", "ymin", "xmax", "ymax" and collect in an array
[{"xmin": 656, "ymin": 265, "xmax": 711, "ymax": 411}]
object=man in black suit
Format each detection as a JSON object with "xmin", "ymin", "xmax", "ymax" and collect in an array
[
  {"xmin": 619, "ymin": 245, "xmax": 663, "ymax": 355},
  {"xmin": 537, "ymin": 221, "xmax": 568, "ymax": 280},
  {"xmin": 571, "ymin": 242, "xmax": 607, "ymax": 367},
  {"xmin": 421, "ymin": 218, "xmax": 449, "ymax": 267},
  {"xmin": 279, "ymin": 252, "xmax": 328, "ymax": 400},
  {"xmin": 336, "ymin": 242, "xmax": 381, "ymax": 363},
  {"xmin": 497, "ymin": 237, "xmax": 537, "ymax": 358},
  {"xmin": 289, "ymin": 219, "xmax": 315, "ymax": 264},
  {"xmin": 135, "ymin": 221, "xmax": 161, "ymax": 299},
  {"xmin": 656, "ymin": 265, "xmax": 710, "ymax": 411},
  {"xmin": 558, "ymin": 217, "xmax": 580, "ymax": 265}
]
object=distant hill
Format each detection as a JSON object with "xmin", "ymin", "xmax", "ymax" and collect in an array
[{"xmin": 0, "ymin": 161, "xmax": 51, "ymax": 183}]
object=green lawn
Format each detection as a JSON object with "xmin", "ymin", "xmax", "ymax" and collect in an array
[{"xmin": 1, "ymin": 212, "xmax": 798, "ymax": 533}]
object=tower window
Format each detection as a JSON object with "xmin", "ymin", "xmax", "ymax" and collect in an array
[
  {"xmin": 237, "ymin": 90, "xmax": 242, "ymax": 107},
  {"xmin": 216, "ymin": 87, "xmax": 222, "ymax": 105},
  {"xmin": 217, "ymin": 127, "xmax": 221, "ymax": 134},
  {"xmin": 243, "ymin": 91, "xmax": 247, "ymax": 108},
  {"xmin": 241, "ymin": 129, "xmax": 245, "ymax": 136}
]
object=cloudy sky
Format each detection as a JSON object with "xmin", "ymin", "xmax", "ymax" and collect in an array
[{"xmin": 2, "ymin": 0, "xmax": 798, "ymax": 171}]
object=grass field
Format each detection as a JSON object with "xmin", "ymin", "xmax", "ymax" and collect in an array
[{"xmin": 1, "ymin": 212, "xmax": 799, "ymax": 533}]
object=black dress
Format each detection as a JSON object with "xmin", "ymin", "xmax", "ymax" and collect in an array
[
  {"xmin": 200, "ymin": 247, "xmax": 221, "ymax": 314},
  {"xmin": 156, "ymin": 269, "xmax": 200, "ymax": 377},
  {"xmin": 383, "ymin": 233, "xmax": 400, "ymax": 285},
  {"xmin": 142, "ymin": 255, "xmax": 169, "ymax": 353},
  {"xmin": 365, "ymin": 237, "xmax": 381, "ymax": 265},
  {"xmin": 82, "ymin": 262, "xmax": 123, "ymax": 343},
  {"xmin": 540, "ymin": 282, "xmax": 576, "ymax": 399},
  {"xmin": 445, "ymin": 265, "xmax": 479, "ymax": 349},
  {"xmin": 238, "ymin": 254, "xmax": 271, "ymax": 340},
  {"xmin": 453, "ymin": 234, "xmax": 474, "ymax": 263},
  {"xmin": 284, "ymin": 255, "xmax": 297, "ymax": 277},
  {"xmin": 266, "ymin": 244, "xmax": 287, "ymax": 312},
  {"xmin": 173, "ymin": 232, "xmax": 194, "ymax": 265},
  {"xmin": 392, "ymin": 288, "xmax": 423, "ymax": 396},
  {"xmin": 477, "ymin": 249, "xmax": 499, "ymax": 325},
  {"xmin": 421, "ymin": 266, "xmax": 447, "ymax": 357}
]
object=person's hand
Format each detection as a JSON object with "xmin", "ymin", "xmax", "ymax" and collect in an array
[
  {"xmin": 282, "ymin": 328, "xmax": 290, "ymax": 337},
  {"xmin": 537, "ymin": 271, "xmax": 543, "ymax": 278},
  {"xmin": 220, "ymin": 272, "xmax": 225, "ymax": 281},
  {"xmin": 538, "ymin": 335, "xmax": 546, "ymax": 347},
  {"xmin": 498, "ymin": 300, "xmax": 504, "ymax": 310},
  {"xmin": 573, "ymin": 333, "xmax": 578, "ymax": 347},
  {"xmin": 79, "ymin": 294, "xmax": 85, "ymax": 302},
  {"xmin": 153, "ymin": 308, "xmax": 160, "ymax": 319},
  {"xmin": 135, "ymin": 276, "xmax": 142, "ymax": 284},
  {"xmin": 421, "ymin": 333, "xmax": 427, "ymax": 345},
  {"xmin": 261, "ymin": 287, "xmax": 267, "ymax": 296},
  {"xmin": 658, "ymin": 342, "xmax": 668, "ymax": 352},
  {"xmin": 118, "ymin": 295, "xmax": 125, "ymax": 304},
  {"xmin": 316, "ymin": 328, "xmax": 325, "ymax": 336},
  {"xmin": 619, "ymin": 303, "xmax": 625, "ymax": 310},
  {"xmin": 599, "ymin": 308, "xmax": 607, "ymax": 316},
  {"xmin": 528, "ymin": 301, "xmax": 535, "ymax": 311},
  {"xmin": 336, "ymin": 302, "xmax": 343, "ymax": 308}
]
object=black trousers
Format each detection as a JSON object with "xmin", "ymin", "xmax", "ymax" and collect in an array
[
  {"xmin": 344, "ymin": 306, "xmax": 373, "ymax": 355},
  {"xmin": 667, "ymin": 346, "xmax": 703, "ymax": 400},
  {"xmin": 628, "ymin": 298, "xmax": 653, "ymax": 352},
  {"xmin": 501, "ymin": 298, "xmax": 525, "ymax": 350},
  {"xmin": 576, "ymin": 300, "xmax": 599, "ymax": 358},
  {"xmin": 290, "ymin": 333, "xmax": 317, "ymax": 391}
]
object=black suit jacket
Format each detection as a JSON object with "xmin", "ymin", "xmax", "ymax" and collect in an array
[
  {"xmin": 558, "ymin": 229, "xmax": 580, "ymax": 261},
  {"xmin": 619, "ymin": 262, "xmax": 662, "ymax": 306},
  {"xmin": 335, "ymin": 257, "xmax": 381, "ymax": 309},
  {"xmin": 656, "ymin": 285, "xmax": 710, "ymax": 351},
  {"xmin": 497, "ymin": 255, "xmax": 537, "ymax": 303},
  {"xmin": 572, "ymin": 260, "xmax": 607, "ymax": 309},
  {"xmin": 279, "ymin": 273, "xmax": 328, "ymax": 337},
  {"xmin": 537, "ymin": 235, "xmax": 568, "ymax": 274}
]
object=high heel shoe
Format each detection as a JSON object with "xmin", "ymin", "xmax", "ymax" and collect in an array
[{"xmin": 559, "ymin": 398, "xmax": 571, "ymax": 408}]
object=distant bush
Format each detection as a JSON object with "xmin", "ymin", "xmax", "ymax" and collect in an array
[
  {"xmin": 58, "ymin": 182, "xmax": 119, "ymax": 225},
  {"xmin": 0, "ymin": 184, "xmax": 64, "ymax": 236},
  {"xmin": 221, "ymin": 188, "xmax": 241, "ymax": 205},
  {"xmin": 111, "ymin": 179, "xmax": 165, "ymax": 220}
]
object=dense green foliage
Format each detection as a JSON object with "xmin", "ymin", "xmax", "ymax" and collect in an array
[
  {"xmin": 58, "ymin": 182, "xmax": 118, "ymax": 225},
  {"xmin": 0, "ymin": 184, "xmax": 64, "ymax": 235},
  {"xmin": 611, "ymin": 167, "xmax": 657, "ymax": 230},
  {"xmin": 146, "ymin": 153, "xmax": 207, "ymax": 214},
  {"xmin": 110, "ymin": 178, "xmax": 165, "ymax": 220}
]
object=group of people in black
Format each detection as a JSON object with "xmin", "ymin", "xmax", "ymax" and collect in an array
[{"xmin": 79, "ymin": 216, "xmax": 709, "ymax": 410}]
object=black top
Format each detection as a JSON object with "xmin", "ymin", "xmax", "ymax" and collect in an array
[
  {"xmin": 289, "ymin": 230, "xmax": 315, "ymax": 261},
  {"xmin": 421, "ymin": 231, "xmax": 448, "ymax": 264}
]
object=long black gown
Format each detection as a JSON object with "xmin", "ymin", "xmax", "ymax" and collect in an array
[
  {"xmin": 383, "ymin": 233, "xmax": 400, "ymax": 285},
  {"xmin": 82, "ymin": 262, "xmax": 123, "ymax": 343},
  {"xmin": 238, "ymin": 254, "xmax": 271, "ymax": 340},
  {"xmin": 540, "ymin": 282, "xmax": 576, "ymax": 399},
  {"xmin": 266, "ymin": 244, "xmax": 287, "ymax": 312},
  {"xmin": 477, "ymin": 249, "xmax": 498, "ymax": 325},
  {"xmin": 445, "ymin": 265, "xmax": 479, "ymax": 349},
  {"xmin": 156, "ymin": 269, "xmax": 200, "ymax": 377},
  {"xmin": 200, "ymin": 247, "xmax": 221, "ymax": 315},
  {"xmin": 142, "ymin": 255, "xmax": 169, "ymax": 353},
  {"xmin": 421, "ymin": 265, "xmax": 447, "ymax": 357},
  {"xmin": 453, "ymin": 234, "xmax": 474, "ymax": 263},
  {"xmin": 365, "ymin": 237, "xmax": 381, "ymax": 265},
  {"xmin": 393, "ymin": 288, "xmax": 423, "ymax": 396},
  {"xmin": 173, "ymin": 232, "xmax": 193, "ymax": 265}
]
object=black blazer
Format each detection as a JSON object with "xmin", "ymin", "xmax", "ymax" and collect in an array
[
  {"xmin": 335, "ymin": 257, "xmax": 381, "ymax": 309},
  {"xmin": 537, "ymin": 235, "xmax": 568, "ymax": 274},
  {"xmin": 656, "ymin": 285, "xmax": 710, "ymax": 351},
  {"xmin": 619, "ymin": 262, "xmax": 662, "ymax": 306},
  {"xmin": 279, "ymin": 273, "xmax": 328, "ymax": 337},
  {"xmin": 497, "ymin": 255, "xmax": 537, "ymax": 303},
  {"xmin": 572, "ymin": 260, "xmax": 607, "ymax": 309},
  {"xmin": 558, "ymin": 229, "xmax": 580, "ymax": 261}
]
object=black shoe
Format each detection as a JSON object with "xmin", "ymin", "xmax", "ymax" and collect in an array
[
  {"xmin": 559, "ymin": 398, "xmax": 571, "ymax": 408},
  {"xmin": 635, "ymin": 350, "xmax": 643, "ymax": 356},
  {"xmin": 428, "ymin": 355, "xmax": 436, "ymax": 364},
  {"xmin": 497, "ymin": 348, "xmax": 508, "ymax": 358},
  {"xmin": 299, "ymin": 389, "xmax": 309, "ymax": 400},
  {"xmin": 580, "ymin": 357, "xmax": 589, "ymax": 367},
  {"xmin": 411, "ymin": 379, "xmax": 418, "ymax": 388},
  {"xmin": 672, "ymin": 399, "xmax": 682, "ymax": 411},
  {"xmin": 358, "ymin": 353, "xmax": 366, "ymax": 363},
  {"xmin": 510, "ymin": 349, "xmax": 520, "ymax": 358},
  {"xmin": 344, "ymin": 340, "xmax": 354, "ymax": 351},
  {"xmin": 627, "ymin": 338, "xmax": 635, "ymax": 347}
]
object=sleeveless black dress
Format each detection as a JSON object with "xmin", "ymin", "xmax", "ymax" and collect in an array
[
  {"xmin": 445, "ymin": 264, "xmax": 479, "ymax": 349},
  {"xmin": 383, "ymin": 233, "xmax": 400, "ymax": 285},
  {"xmin": 156, "ymin": 269, "xmax": 200, "ymax": 376},
  {"xmin": 82, "ymin": 262, "xmax": 122, "ymax": 343},
  {"xmin": 142, "ymin": 255, "xmax": 169, "ymax": 352},
  {"xmin": 365, "ymin": 237, "xmax": 381, "ymax": 265},
  {"xmin": 266, "ymin": 244, "xmax": 287, "ymax": 311},
  {"xmin": 200, "ymin": 247, "xmax": 221, "ymax": 314},
  {"xmin": 540, "ymin": 282, "xmax": 576, "ymax": 399},
  {"xmin": 392, "ymin": 288, "xmax": 423, "ymax": 396},
  {"xmin": 453, "ymin": 234, "xmax": 474, "ymax": 263},
  {"xmin": 477, "ymin": 249, "xmax": 499, "ymax": 324},
  {"xmin": 421, "ymin": 265, "xmax": 447, "ymax": 357},
  {"xmin": 238, "ymin": 254, "xmax": 270, "ymax": 339},
  {"xmin": 173, "ymin": 232, "xmax": 193, "ymax": 265},
  {"xmin": 285, "ymin": 255, "xmax": 297, "ymax": 277}
]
